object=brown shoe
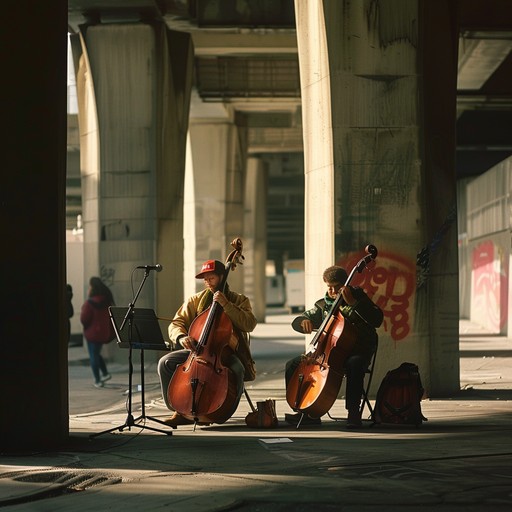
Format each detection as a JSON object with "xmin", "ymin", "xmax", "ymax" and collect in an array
[
  {"xmin": 163, "ymin": 412, "xmax": 194, "ymax": 427},
  {"xmin": 163, "ymin": 412, "xmax": 212, "ymax": 427}
]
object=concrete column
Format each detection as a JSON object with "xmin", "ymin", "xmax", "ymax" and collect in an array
[
  {"xmin": 1, "ymin": 0, "xmax": 68, "ymax": 450},
  {"xmin": 295, "ymin": 0, "xmax": 460, "ymax": 395},
  {"xmin": 186, "ymin": 105, "xmax": 247, "ymax": 295},
  {"xmin": 420, "ymin": 0, "xmax": 460, "ymax": 395},
  {"xmin": 75, "ymin": 23, "xmax": 192, "ymax": 320},
  {"xmin": 295, "ymin": 0, "xmax": 336, "ymax": 303},
  {"xmin": 244, "ymin": 157, "xmax": 268, "ymax": 322},
  {"xmin": 155, "ymin": 29, "xmax": 194, "ymax": 318}
]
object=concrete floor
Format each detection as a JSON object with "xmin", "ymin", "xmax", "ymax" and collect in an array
[{"xmin": 1, "ymin": 313, "xmax": 511, "ymax": 511}]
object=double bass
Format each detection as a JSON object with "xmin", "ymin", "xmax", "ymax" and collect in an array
[
  {"xmin": 286, "ymin": 244, "xmax": 378, "ymax": 419},
  {"xmin": 167, "ymin": 238, "xmax": 245, "ymax": 425}
]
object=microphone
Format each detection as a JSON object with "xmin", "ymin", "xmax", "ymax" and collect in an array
[{"xmin": 136, "ymin": 264, "xmax": 163, "ymax": 272}]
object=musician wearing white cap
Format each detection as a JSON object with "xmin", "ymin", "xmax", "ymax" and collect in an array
[{"xmin": 157, "ymin": 259, "xmax": 257, "ymax": 427}]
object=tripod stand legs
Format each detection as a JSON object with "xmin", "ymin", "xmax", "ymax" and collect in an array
[
  {"xmin": 89, "ymin": 347, "xmax": 173, "ymax": 438},
  {"xmin": 89, "ymin": 412, "xmax": 136, "ymax": 438},
  {"xmin": 89, "ymin": 412, "xmax": 173, "ymax": 438}
]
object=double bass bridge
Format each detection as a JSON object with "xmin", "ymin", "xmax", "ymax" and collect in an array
[{"xmin": 301, "ymin": 354, "xmax": 328, "ymax": 371}]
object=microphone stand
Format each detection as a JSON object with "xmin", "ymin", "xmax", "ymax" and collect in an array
[{"xmin": 90, "ymin": 268, "xmax": 172, "ymax": 438}]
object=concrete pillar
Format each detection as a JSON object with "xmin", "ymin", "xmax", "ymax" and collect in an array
[
  {"xmin": 186, "ymin": 104, "xmax": 247, "ymax": 295},
  {"xmin": 295, "ymin": 0, "xmax": 460, "ymax": 396},
  {"xmin": 1, "ymin": 0, "xmax": 68, "ymax": 450},
  {"xmin": 75, "ymin": 23, "xmax": 192, "ymax": 321},
  {"xmin": 420, "ymin": 0, "xmax": 460, "ymax": 395},
  {"xmin": 155, "ymin": 29, "xmax": 194, "ymax": 318},
  {"xmin": 244, "ymin": 157, "xmax": 268, "ymax": 322}
]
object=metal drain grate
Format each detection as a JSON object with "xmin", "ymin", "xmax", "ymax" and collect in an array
[
  {"xmin": 13, "ymin": 469, "xmax": 122, "ymax": 490},
  {"xmin": 1, "ymin": 468, "xmax": 123, "ymax": 507}
]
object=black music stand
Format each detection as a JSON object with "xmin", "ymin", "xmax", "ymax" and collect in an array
[{"xmin": 89, "ymin": 274, "xmax": 173, "ymax": 438}]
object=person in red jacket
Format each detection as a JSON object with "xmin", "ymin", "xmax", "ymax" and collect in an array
[{"xmin": 80, "ymin": 277, "xmax": 115, "ymax": 388}]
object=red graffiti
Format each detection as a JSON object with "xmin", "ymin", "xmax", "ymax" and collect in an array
[
  {"xmin": 338, "ymin": 250, "xmax": 416, "ymax": 341},
  {"xmin": 472, "ymin": 240, "xmax": 508, "ymax": 331}
]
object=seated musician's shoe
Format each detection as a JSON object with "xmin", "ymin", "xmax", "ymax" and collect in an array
[
  {"xmin": 163, "ymin": 412, "xmax": 212, "ymax": 427},
  {"xmin": 346, "ymin": 408, "xmax": 362, "ymax": 429},
  {"xmin": 163, "ymin": 412, "xmax": 194, "ymax": 427},
  {"xmin": 284, "ymin": 412, "xmax": 321, "ymax": 426}
]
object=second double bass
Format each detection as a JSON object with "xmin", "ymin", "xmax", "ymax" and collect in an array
[{"xmin": 286, "ymin": 245, "xmax": 382, "ymax": 423}]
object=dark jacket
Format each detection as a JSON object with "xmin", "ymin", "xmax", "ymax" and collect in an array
[{"xmin": 292, "ymin": 286, "xmax": 383, "ymax": 363}]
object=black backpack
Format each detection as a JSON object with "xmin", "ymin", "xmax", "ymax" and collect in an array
[{"xmin": 373, "ymin": 362, "xmax": 427, "ymax": 427}]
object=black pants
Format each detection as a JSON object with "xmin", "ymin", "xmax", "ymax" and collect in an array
[{"xmin": 285, "ymin": 353, "xmax": 370, "ymax": 411}]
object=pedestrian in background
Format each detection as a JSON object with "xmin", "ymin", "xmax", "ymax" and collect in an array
[{"xmin": 80, "ymin": 277, "xmax": 115, "ymax": 388}]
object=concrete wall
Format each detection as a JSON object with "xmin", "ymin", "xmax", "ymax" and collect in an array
[{"xmin": 466, "ymin": 158, "xmax": 511, "ymax": 335}]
